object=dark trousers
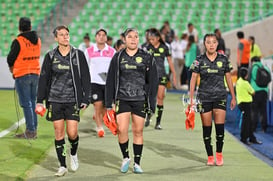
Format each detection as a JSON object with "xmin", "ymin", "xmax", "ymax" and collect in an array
[
  {"xmin": 181, "ymin": 65, "xmax": 187, "ymax": 85},
  {"xmin": 186, "ymin": 66, "xmax": 192, "ymax": 90},
  {"xmin": 252, "ymin": 91, "xmax": 268, "ymax": 132},
  {"xmin": 238, "ymin": 102, "xmax": 256, "ymax": 141}
]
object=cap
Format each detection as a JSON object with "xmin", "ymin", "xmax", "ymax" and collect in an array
[
  {"xmin": 19, "ymin": 17, "xmax": 31, "ymax": 32},
  {"xmin": 96, "ymin": 28, "xmax": 107, "ymax": 36}
]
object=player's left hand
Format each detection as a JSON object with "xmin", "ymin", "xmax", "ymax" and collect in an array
[{"xmin": 230, "ymin": 98, "xmax": 236, "ymax": 110}]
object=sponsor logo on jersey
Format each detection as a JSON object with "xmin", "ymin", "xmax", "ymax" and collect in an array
[
  {"xmin": 135, "ymin": 57, "xmax": 143, "ymax": 63},
  {"xmin": 58, "ymin": 64, "xmax": 70, "ymax": 70},
  {"xmin": 125, "ymin": 64, "xmax": 137, "ymax": 69},
  {"xmin": 121, "ymin": 58, "xmax": 128, "ymax": 63},
  {"xmin": 207, "ymin": 68, "xmax": 218, "ymax": 73},
  {"xmin": 53, "ymin": 58, "xmax": 60, "ymax": 64}
]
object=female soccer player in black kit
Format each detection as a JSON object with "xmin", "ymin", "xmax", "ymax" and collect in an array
[
  {"xmin": 146, "ymin": 28, "xmax": 176, "ymax": 129},
  {"xmin": 105, "ymin": 28, "xmax": 158, "ymax": 173},
  {"xmin": 36, "ymin": 25, "xmax": 91, "ymax": 176},
  {"xmin": 189, "ymin": 34, "xmax": 236, "ymax": 166}
]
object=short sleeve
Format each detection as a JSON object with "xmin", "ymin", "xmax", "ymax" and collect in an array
[
  {"xmin": 224, "ymin": 58, "xmax": 233, "ymax": 73},
  {"xmin": 247, "ymin": 82, "xmax": 254, "ymax": 95},
  {"xmin": 238, "ymin": 42, "xmax": 244, "ymax": 50},
  {"xmin": 190, "ymin": 59, "xmax": 200, "ymax": 73},
  {"xmin": 165, "ymin": 45, "xmax": 171, "ymax": 57}
]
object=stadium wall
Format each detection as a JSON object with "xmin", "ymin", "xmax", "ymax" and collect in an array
[
  {"xmin": 0, "ymin": 57, "xmax": 44, "ymax": 89},
  {"xmin": 223, "ymin": 15, "xmax": 273, "ymax": 70}
]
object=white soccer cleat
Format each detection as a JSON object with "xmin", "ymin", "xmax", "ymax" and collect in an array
[
  {"xmin": 120, "ymin": 158, "xmax": 131, "ymax": 173},
  {"xmin": 55, "ymin": 166, "xmax": 68, "ymax": 177},
  {"xmin": 70, "ymin": 154, "xmax": 79, "ymax": 171}
]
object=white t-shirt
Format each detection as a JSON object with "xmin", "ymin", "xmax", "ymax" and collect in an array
[
  {"xmin": 171, "ymin": 40, "xmax": 188, "ymax": 59},
  {"xmin": 78, "ymin": 42, "xmax": 93, "ymax": 54},
  {"xmin": 183, "ymin": 28, "xmax": 199, "ymax": 42},
  {"xmin": 85, "ymin": 44, "xmax": 116, "ymax": 85}
]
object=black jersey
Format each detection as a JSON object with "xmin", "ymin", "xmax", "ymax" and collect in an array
[
  {"xmin": 105, "ymin": 48, "xmax": 158, "ymax": 113},
  {"xmin": 147, "ymin": 43, "xmax": 170, "ymax": 78},
  {"xmin": 48, "ymin": 50, "xmax": 75, "ymax": 103},
  {"xmin": 190, "ymin": 53, "xmax": 232, "ymax": 102},
  {"xmin": 117, "ymin": 49, "xmax": 150, "ymax": 101}
]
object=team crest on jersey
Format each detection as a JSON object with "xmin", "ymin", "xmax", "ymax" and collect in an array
[
  {"xmin": 135, "ymin": 57, "xmax": 143, "ymax": 63},
  {"xmin": 159, "ymin": 48, "xmax": 164, "ymax": 53},
  {"xmin": 217, "ymin": 61, "xmax": 223, "ymax": 68}
]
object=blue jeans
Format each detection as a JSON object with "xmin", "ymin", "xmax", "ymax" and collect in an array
[{"xmin": 15, "ymin": 74, "xmax": 39, "ymax": 132}]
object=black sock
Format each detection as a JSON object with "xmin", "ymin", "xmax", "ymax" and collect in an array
[
  {"xmin": 119, "ymin": 140, "xmax": 129, "ymax": 158},
  {"xmin": 55, "ymin": 139, "xmax": 66, "ymax": 167},
  {"xmin": 133, "ymin": 143, "xmax": 143, "ymax": 165},
  {"xmin": 156, "ymin": 105, "xmax": 164, "ymax": 125},
  {"xmin": 215, "ymin": 124, "xmax": 225, "ymax": 153},
  {"xmin": 69, "ymin": 135, "xmax": 79, "ymax": 156},
  {"xmin": 203, "ymin": 126, "xmax": 213, "ymax": 156}
]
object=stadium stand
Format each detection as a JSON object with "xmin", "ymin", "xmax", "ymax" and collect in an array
[
  {"xmin": 0, "ymin": 0, "xmax": 273, "ymax": 55},
  {"xmin": 67, "ymin": 0, "xmax": 273, "ymax": 47},
  {"xmin": 0, "ymin": 0, "xmax": 60, "ymax": 56}
]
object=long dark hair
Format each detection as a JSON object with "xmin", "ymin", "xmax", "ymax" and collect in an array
[
  {"xmin": 149, "ymin": 28, "xmax": 165, "ymax": 45},
  {"xmin": 249, "ymin": 36, "xmax": 255, "ymax": 52},
  {"xmin": 186, "ymin": 35, "xmax": 195, "ymax": 51}
]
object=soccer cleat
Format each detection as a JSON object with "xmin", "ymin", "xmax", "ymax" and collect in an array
[
  {"xmin": 145, "ymin": 114, "xmax": 152, "ymax": 127},
  {"xmin": 216, "ymin": 152, "xmax": 223, "ymax": 166},
  {"xmin": 133, "ymin": 163, "xmax": 143, "ymax": 174},
  {"xmin": 206, "ymin": 156, "xmax": 215, "ymax": 166},
  {"xmin": 120, "ymin": 158, "xmax": 131, "ymax": 173},
  {"xmin": 144, "ymin": 119, "xmax": 150, "ymax": 127},
  {"xmin": 154, "ymin": 124, "xmax": 162, "ymax": 130},
  {"xmin": 55, "ymin": 166, "xmax": 68, "ymax": 177},
  {"xmin": 70, "ymin": 154, "xmax": 79, "ymax": 171}
]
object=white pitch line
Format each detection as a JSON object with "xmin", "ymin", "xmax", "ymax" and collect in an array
[{"xmin": 0, "ymin": 118, "xmax": 25, "ymax": 138}]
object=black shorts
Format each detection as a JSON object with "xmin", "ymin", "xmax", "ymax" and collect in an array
[
  {"xmin": 46, "ymin": 102, "xmax": 80, "ymax": 122},
  {"xmin": 159, "ymin": 76, "xmax": 168, "ymax": 86},
  {"xmin": 91, "ymin": 83, "xmax": 105, "ymax": 104},
  {"xmin": 199, "ymin": 100, "xmax": 227, "ymax": 113},
  {"xmin": 115, "ymin": 100, "xmax": 146, "ymax": 118}
]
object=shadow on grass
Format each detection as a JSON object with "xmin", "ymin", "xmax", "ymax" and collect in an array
[
  {"xmin": 145, "ymin": 140, "xmax": 207, "ymax": 163},
  {"xmin": 78, "ymin": 147, "xmax": 121, "ymax": 170}
]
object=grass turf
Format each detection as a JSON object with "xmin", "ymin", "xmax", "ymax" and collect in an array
[
  {"xmin": 0, "ymin": 90, "xmax": 54, "ymax": 180},
  {"xmin": 26, "ymin": 93, "xmax": 273, "ymax": 181}
]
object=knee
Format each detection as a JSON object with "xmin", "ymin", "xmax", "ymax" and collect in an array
[
  {"xmin": 67, "ymin": 131, "xmax": 78, "ymax": 140},
  {"xmin": 118, "ymin": 126, "xmax": 128, "ymax": 136},
  {"xmin": 55, "ymin": 130, "xmax": 65, "ymax": 140},
  {"xmin": 133, "ymin": 129, "xmax": 143, "ymax": 138}
]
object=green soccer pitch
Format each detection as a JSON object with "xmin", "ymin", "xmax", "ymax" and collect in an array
[{"xmin": 1, "ymin": 91, "xmax": 272, "ymax": 180}]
